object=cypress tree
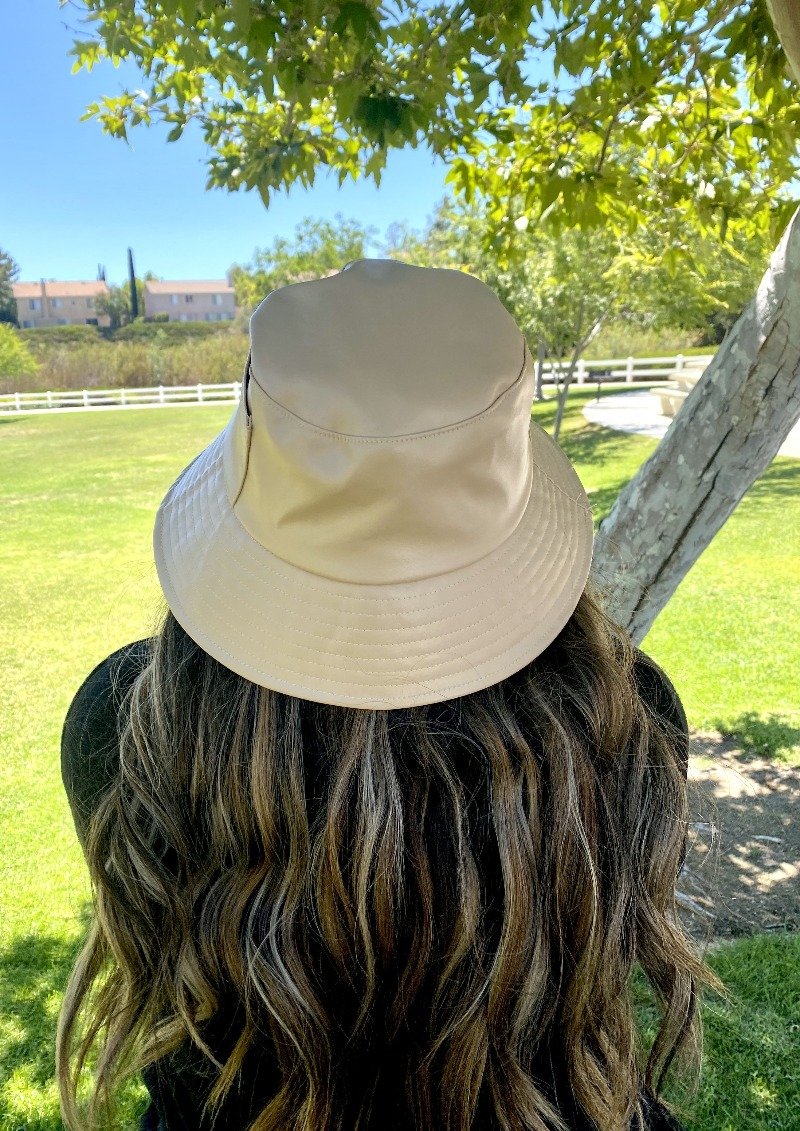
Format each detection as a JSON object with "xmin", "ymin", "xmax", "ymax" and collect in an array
[{"xmin": 128, "ymin": 247, "xmax": 139, "ymax": 319}]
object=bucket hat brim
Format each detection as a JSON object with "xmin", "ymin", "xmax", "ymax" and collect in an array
[{"xmin": 153, "ymin": 414, "xmax": 594, "ymax": 709}]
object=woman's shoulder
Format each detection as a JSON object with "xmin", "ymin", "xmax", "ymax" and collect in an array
[{"xmin": 60, "ymin": 638, "xmax": 153, "ymax": 849}]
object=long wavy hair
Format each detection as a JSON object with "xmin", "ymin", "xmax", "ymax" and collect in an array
[{"xmin": 57, "ymin": 576, "xmax": 725, "ymax": 1131}]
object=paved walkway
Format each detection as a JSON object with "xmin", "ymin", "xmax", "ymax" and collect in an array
[{"xmin": 581, "ymin": 388, "xmax": 800, "ymax": 458}]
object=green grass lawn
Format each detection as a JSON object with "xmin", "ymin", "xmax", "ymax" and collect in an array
[{"xmin": 1, "ymin": 387, "xmax": 798, "ymax": 1129}]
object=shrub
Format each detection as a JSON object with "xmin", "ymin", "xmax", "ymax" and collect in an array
[
  {"xmin": 582, "ymin": 321, "xmax": 709, "ymax": 360},
  {"xmin": 4, "ymin": 332, "xmax": 250, "ymax": 391},
  {"xmin": 17, "ymin": 324, "xmax": 102, "ymax": 347},
  {"xmin": 0, "ymin": 324, "xmax": 39, "ymax": 386},
  {"xmin": 112, "ymin": 320, "xmax": 235, "ymax": 342}
]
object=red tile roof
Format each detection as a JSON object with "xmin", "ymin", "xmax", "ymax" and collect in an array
[{"xmin": 12, "ymin": 280, "xmax": 110, "ymax": 298}]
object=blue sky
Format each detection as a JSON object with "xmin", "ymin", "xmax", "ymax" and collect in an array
[{"xmin": 1, "ymin": 0, "xmax": 453, "ymax": 285}]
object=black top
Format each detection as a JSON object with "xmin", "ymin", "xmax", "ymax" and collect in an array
[{"xmin": 61, "ymin": 640, "xmax": 690, "ymax": 1131}]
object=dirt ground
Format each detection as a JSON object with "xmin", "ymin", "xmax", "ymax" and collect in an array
[{"xmin": 678, "ymin": 730, "xmax": 800, "ymax": 945}]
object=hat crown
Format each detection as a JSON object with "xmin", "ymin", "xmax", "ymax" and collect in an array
[
  {"xmin": 222, "ymin": 258, "xmax": 538, "ymax": 586},
  {"xmin": 248, "ymin": 258, "xmax": 527, "ymax": 436}
]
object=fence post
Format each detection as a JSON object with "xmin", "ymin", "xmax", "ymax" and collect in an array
[
  {"xmin": 626, "ymin": 356, "xmax": 634, "ymax": 383},
  {"xmin": 15, "ymin": 392, "xmax": 21, "ymax": 411},
  {"xmin": 120, "ymin": 388, "xmax": 127, "ymax": 406},
  {"xmin": 235, "ymin": 380, "xmax": 241, "ymax": 403},
  {"xmin": 46, "ymin": 391, "xmax": 53, "ymax": 408},
  {"xmin": 83, "ymin": 390, "xmax": 89, "ymax": 408},
  {"xmin": 576, "ymin": 359, "xmax": 586, "ymax": 385},
  {"xmin": 197, "ymin": 383, "xmax": 204, "ymax": 403},
  {"xmin": 159, "ymin": 385, "xmax": 165, "ymax": 404},
  {"xmin": 676, "ymin": 353, "xmax": 685, "ymax": 374}
]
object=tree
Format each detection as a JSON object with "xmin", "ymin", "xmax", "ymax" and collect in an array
[
  {"xmin": 229, "ymin": 213, "xmax": 378, "ymax": 312},
  {"xmin": 592, "ymin": 203, "xmax": 800, "ymax": 642},
  {"xmin": 95, "ymin": 284, "xmax": 129, "ymax": 331},
  {"xmin": 767, "ymin": 0, "xmax": 800, "ymax": 82},
  {"xmin": 128, "ymin": 248, "xmax": 139, "ymax": 319},
  {"xmin": 66, "ymin": 0, "xmax": 800, "ymax": 264},
  {"xmin": 95, "ymin": 275, "xmax": 147, "ymax": 330},
  {"xmin": 0, "ymin": 324, "xmax": 38, "ymax": 382},
  {"xmin": 383, "ymin": 190, "xmax": 773, "ymax": 440},
  {"xmin": 0, "ymin": 248, "xmax": 20, "ymax": 326}
]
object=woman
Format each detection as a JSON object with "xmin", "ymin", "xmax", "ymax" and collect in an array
[{"xmin": 57, "ymin": 259, "xmax": 724, "ymax": 1131}]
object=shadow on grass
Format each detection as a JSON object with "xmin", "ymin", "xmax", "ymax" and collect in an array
[
  {"xmin": 672, "ymin": 933, "xmax": 799, "ymax": 1131},
  {"xmin": 0, "ymin": 905, "xmax": 147, "ymax": 1130},
  {"xmin": 531, "ymin": 412, "xmax": 655, "ymax": 523},
  {"xmin": 0, "ymin": 921, "xmax": 87, "ymax": 1130},
  {"xmin": 713, "ymin": 712, "xmax": 800, "ymax": 762},
  {"xmin": 741, "ymin": 459, "xmax": 800, "ymax": 498},
  {"xmin": 681, "ymin": 743, "xmax": 800, "ymax": 939}
]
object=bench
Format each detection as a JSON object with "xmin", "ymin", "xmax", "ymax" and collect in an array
[{"xmin": 651, "ymin": 359, "xmax": 709, "ymax": 418}]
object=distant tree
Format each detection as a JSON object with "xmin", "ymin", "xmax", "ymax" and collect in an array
[
  {"xmin": 228, "ymin": 213, "xmax": 378, "ymax": 311},
  {"xmin": 0, "ymin": 324, "xmax": 38, "ymax": 380},
  {"xmin": 384, "ymin": 190, "xmax": 773, "ymax": 439},
  {"xmin": 0, "ymin": 248, "xmax": 20, "ymax": 326},
  {"xmin": 95, "ymin": 285, "xmax": 129, "ymax": 330},
  {"xmin": 96, "ymin": 274, "xmax": 148, "ymax": 330},
  {"xmin": 128, "ymin": 248, "xmax": 139, "ymax": 319}
]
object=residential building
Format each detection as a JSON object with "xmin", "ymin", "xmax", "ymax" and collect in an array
[
  {"xmin": 12, "ymin": 280, "xmax": 111, "ymax": 328},
  {"xmin": 143, "ymin": 280, "xmax": 237, "ymax": 322}
]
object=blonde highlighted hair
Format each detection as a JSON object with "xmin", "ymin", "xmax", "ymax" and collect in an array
[{"xmin": 57, "ymin": 577, "xmax": 725, "ymax": 1130}]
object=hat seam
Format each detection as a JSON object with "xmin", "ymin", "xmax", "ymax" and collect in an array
[
  {"xmin": 246, "ymin": 338, "xmax": 530, "ymax": 444},
  {"xmin": 532, "ymin": 460, "xmax": 593, "ymax": 514}
]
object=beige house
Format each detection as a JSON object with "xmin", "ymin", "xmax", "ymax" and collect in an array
[
  {"xmin": 13, "ymin": 280, "xmax": 111, "ymax": 329},
  {"xmin": 143, "ymin": 280, "xmax": 237, "ymax": 322}
]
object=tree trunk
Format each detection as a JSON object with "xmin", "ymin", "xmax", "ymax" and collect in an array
[
  {"xmin": 591, "ymin": 206, "xmax": 800, "ymax": 644},
  {"xmin": 766, "ymin": 0, "xmax": 800, "ymax": 83}
]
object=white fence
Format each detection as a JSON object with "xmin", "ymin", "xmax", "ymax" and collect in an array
[
  {"xmin": 0, "ymin": 382, "xmax": 243, "ymax": 415},
  {"xmin": 0, "ymin": 354, "xmax": 715, "ymax": 416}
]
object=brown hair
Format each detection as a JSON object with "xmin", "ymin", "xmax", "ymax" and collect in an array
[{"xmin": 57, "ymin": 576, "xmax": 725, "ymax": 1130}]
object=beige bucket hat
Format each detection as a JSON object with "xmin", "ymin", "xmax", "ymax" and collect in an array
[{"xmin": 153, "ymin": 258, "xmax": 594, "ymax": 709}]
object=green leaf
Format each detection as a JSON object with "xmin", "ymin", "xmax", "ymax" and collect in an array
[
  {"xmin": 331, "ymin": 2, "xmax": 380, "ymax": 42},
  {"xmin": 248, "ymin": 14, "xmax": 281, "ymax": 49},
  {"xmin": 230, "ymin": 0, "xmax": 251, "ymax": 35},
  {"xmin": 470, "ymin": 71, "xmax": 493, "ymax": 108},
  {"xmin": 337, "ymin": 83, "xmax": 360, "ymax": 120}
]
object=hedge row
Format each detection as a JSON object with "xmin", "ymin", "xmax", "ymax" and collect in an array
[
  {"xmin": 2, "ymin": 334, "xmax": 250, "ymax": 393},
  {"xmin": 16, "ymin": 318, "xmax": 248, "ymax": 347}
]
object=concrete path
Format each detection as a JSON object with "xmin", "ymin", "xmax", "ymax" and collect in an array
[{"xmin": 581, "ymin": 388, "xmax": 800, "ymax": 458}]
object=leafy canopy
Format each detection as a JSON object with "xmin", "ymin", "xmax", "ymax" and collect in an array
[
  {"xmin": 65, "ymin": 0, "xmax": 800, "ymax": 265},
  {"xmin": 229, "ymin": 212, "xmax": 376, "ymax": 309},
  {"xmin": 378, "ymin": 191, "xmax": 772, "ymax": 376}
]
